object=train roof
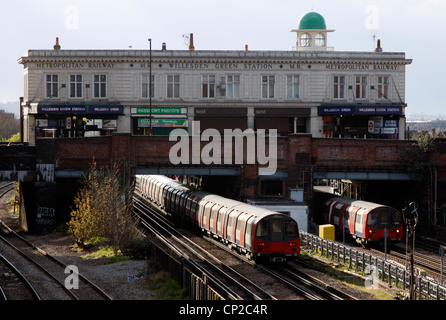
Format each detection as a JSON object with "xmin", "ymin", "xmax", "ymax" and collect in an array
[
  {"xmin": 327, "ymin": 195, "xmax": 398, "ymax": 211},
  {"xmin": 141, "ymin": 175, "xmax": 292, "ymax": 220}
]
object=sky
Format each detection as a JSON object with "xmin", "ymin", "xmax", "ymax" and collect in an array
[{"xmin": 1, "ymin": 0, "xmax": 445, "ymax": 116}]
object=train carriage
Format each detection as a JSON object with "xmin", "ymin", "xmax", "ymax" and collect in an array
[
  {"xmin": 324, "ymin": 196, "xmax": 403, "ymax": 245},
  {"xmin": 135, "ymin": 175, "xmax": 301, "ymax": 262}
]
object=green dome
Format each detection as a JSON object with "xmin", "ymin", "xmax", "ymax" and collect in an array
[{"xmin": 298, "ymin": 12, "xmax": 326, "ymax": 30}]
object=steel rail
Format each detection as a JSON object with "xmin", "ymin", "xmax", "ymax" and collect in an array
[
  {"xmin": 0, "ymin": 219, "xmax": 113, "ymax": 300},
  {"xmin": 133, "ymin": 198, "xmax": 274, "ymax": 300},
  {"xmin": 0, "ymin": 252, "xmax": 42, "ymax": 300}
]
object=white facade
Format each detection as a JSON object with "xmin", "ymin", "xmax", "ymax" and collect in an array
[{"xmin": 18, "ymin": 15, "xmax": 412, "ymax": 146}]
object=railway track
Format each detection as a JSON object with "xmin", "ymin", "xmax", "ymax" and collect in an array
[
  {"xmin": 134, "ymin": 194, "xmax": 355, "ymax": 300},
  {"xmin": 133, "ymin": 196, "xmax": 277, "ymax": 300},
  {"xmin": 0, "ymin": 251, "xmax": 41, "ymax": 300},
  {"xmin": 0, "ymin": 220, "xmax": 113, "ymax": 300}
]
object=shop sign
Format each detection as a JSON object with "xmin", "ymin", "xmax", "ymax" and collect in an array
[
  {"xmin": 90, "ymin": 106, "xmax": 122, "ymax": 114},
  {"xmin": 103, "ymin": 120, "xmax": 117, "ymax": 129},
  {"xmin": 318, "ymin": 106, "xmax": 354, "ymax": 115},
  {"xmin": 36, "ymin": 119, "xmax": 48, "ymax": 127},
  {"xmin": 38, "ymin": 104, "xmax": 122, "ymax": 114},
  {"xmin": 138, "ymin": 119, "xmax": 187, "ymax": 128},
  {"xmin": 383, "ymin": 120, "xmax": 398, "ymax": 127},
  {"xmin": 368, "ymin": 120, "xmax": 374, "ymax": 133},
  {"xmin": 135, "ymin": 107, "xmax": 185, "ymax": 114},
  {"xmin": 357, "ymin": 106, "xmax": 401, "ymax": 115},
  {"xmin": 39, "ymin": 105, "xmax": 86, "ymax": 113}
]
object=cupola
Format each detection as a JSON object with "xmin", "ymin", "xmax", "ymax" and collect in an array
[{"xmin": 291, "ymin": 12, "xmax": 334, "ymax": 51}]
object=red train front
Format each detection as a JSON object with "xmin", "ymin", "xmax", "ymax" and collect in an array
[
  {"xmin": 324, "ymin": 196, "xmax": 403, "ymax": 245},
  {"xmin": 251, "ymin": 214, "xmax": 301, "ymax": 262}
]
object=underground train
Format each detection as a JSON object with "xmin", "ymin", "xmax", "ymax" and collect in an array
[
  {"xmin": 322, "ymin": 195, "xmax": 404, "ymax": 245},
  {"xmin": 135, "ymin": 175, "xmax": 301, "ymax": 262}
]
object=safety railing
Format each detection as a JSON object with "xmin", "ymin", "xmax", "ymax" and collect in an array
[{"xmin": 299, "ymin": 231, "xmax": 446, "ymax": 300}]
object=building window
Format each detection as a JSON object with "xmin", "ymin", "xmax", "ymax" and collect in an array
[
  {"xmin": 377, "ymin": 76, "xmax": 390, "ymax": 100},
  {"xmin": 142, "ymin": 74, "xmax": 155, "ymax": 98},
  {"xmin": 46, "ymin": 75, "xmax": 59, "ymax": 98},
  {"xmin": 226, "ymin": 75, "xmax": 240, "ymax": 99},
  {"xmin": 69, "ymin": 75, "xmax": 82, "ymax": 98},
  {"xmin": 167, "ymin": 75, "xmax": 180, "ymax": 98},
  {"xmin": 355, "ymin": 76, "xmax": 368, "ymax": 99},
  {"xmin": 93, "ymin": 74, "xmax": 107, "ymax": 98},
  {"xmin": 315, "ymin": 33, "xmax": 325, "ymax": 47},
  {"xmin": 202, "ymin": 75, "xmax": 216, "ymax": 98},
  {"xmin": 286, "ymin": 75, "xmax": 300, "ymax": 99},
  {"xmin": 300, "ymin": 33, "xmax": 311, "ymax": 47},
  {"xmin": 260, "ymin": 180, "xmax": 283, "ymax": 197},
  {"xmin": 262, "ymin": 75, "xmax": 275, "ymax": 99},
  {"xmin": 333, "ymin": 76, "xmax": 345, "ymax": 99}
]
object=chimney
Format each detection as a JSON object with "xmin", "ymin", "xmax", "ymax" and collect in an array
[
  {"xmin": 162, "ymin": 42, "xmax": 167, "ymax": 51},
  {"xmin": 54, "ymin": 37, "xmax": 61, "ymax": 50},
  {"xmin": 245, "ymin": 44, "xmax": 249, "ymax": 51},
  {"xmin": 189, "ymin": 33, "xmax": 195, "ymax": 51},
  {"xmin": 375, "ymin": 39, "xmax": 383, "ymax": 52}
]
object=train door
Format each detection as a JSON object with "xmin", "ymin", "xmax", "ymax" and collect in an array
[
  {"xmin": 235, "ymin": 213, "xmax": 251, "ymax": 247},
  {"xmin": 271, "ymin": 215, "xmax": 286, "ymax": 254},
  {"xmin": 227, "ymin": 210, "xmax": 241, "ymax": 243},
  {"xmin": 202, "ymin": 201, "xmax": 214, "ymax": 231},
  {"xmin": 326, "ymin": 201, "xmax": 336, "ymax": 223},
  {"xmin": 354, "ymin": 209, "xmax": 364, "ymax": 238},
  {"xmin": 245, "ymin": 216, "xmax": 256, "ymax": 251},
  {"xmin": 210, "ymin": 204, "xmax": 222, "ymax": 233},
  {"xmin": 339, "ymin": 204, "xmax": 349, "ymax": 231}
]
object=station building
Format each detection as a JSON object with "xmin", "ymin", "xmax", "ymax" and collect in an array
[{"xmin": 18, "ymin": 12, "xmax": 412, "ymax": 146}]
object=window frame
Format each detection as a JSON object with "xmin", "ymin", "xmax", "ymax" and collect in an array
[
  {"xmin": 93, "ymin": 74, "xmax": 107, "ymax": 98},
  {"xmin": 261, "ymin": 75, "xmax": 276, "ymax": 99},
  {"xmin": 315, "ymin": 33, "xmax": 325, "ymax": 47},
  {"xmin": 355, "ymin": 75, "xmax": 368, "ymax": 100},
  {"xmin": 167, "ymin": 74, "xmax": 180, "ymax": 99},
  {"xmin": 201, "ymin": 74, "xmax": 216, "ymax": 99},
  {"xmin": 69, "ymin": 74, "xmax": 83, "ymax": 98},
  {"xmin": 45, "ymin": 74, "xmax": 59, "ymax": 98},
  {"xmin": 333, "ymin": 75, "xmax": 346, "ymax": 100},
  {"xmin": 377, "ymin": 76, "xmax": 390, "ymax": 100},
  {"xmin": 300, "ymin": 33, "xmax": 312, "ymax": 47},
  {"xmin": 226, "ymin": 75, "xmax": 241, "ymax": 99},
  {"xmin": 286, "ymin": 75, "xmax": 300, "ymax": 99},
  {"xmin": 142, "ymin": 74, "xmax": 155, "ymax": 99}
]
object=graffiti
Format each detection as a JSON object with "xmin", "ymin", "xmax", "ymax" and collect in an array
[
  {"xmin": 36, "ymin": 206, "xmax": 56, "ymax": 226},
  {"xmin": 37, "ymin": 164, "xmax": 55, "ymax": 183}
]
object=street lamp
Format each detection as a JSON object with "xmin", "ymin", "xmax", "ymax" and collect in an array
[
  {"xmin": 148, "ymin": 38, "xmax": 152, "ymax": 136},
  {"xmin": 73, "ymin": 116, "xmax": 77, "ymax": 137}
]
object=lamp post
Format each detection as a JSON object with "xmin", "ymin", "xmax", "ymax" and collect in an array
[
  {"xmin": 148, "ymin": 38, "xmax": 152, "ymax": 136},
  {"xmin": 73, "ymin": 116, "xmax": 77, "ymax": 137}
]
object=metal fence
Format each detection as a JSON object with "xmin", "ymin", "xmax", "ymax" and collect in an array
[
  {"xmin": 299, "ymin": 231, "xmax": 446, "ymax": 300},
  {"xmin": 151, "ymin": 243, "xmax": 223, "ymax": 300}
]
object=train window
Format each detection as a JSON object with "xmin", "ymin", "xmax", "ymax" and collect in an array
[
  {"xmin": 272, "ymin": 217, "xmax": 282, "ymax": 233},
  {"xmin": 334, "ymin": 207, "xmax": 340, "ymax": 218},
  {"xmin": 285, "ymin": 220, "xmax": 298, "ymax": 237},
  {"xmin": 380, "ymin": 210, "xmax": 389, "ymax": 225},
  {"xmin": 356, "ymin": 212, "xmax": 363, "ymax": 224},
  {"xmin": 367, "ymin": 212, "xmax": 379, "ymax": 226},
  {"xmin": 256, "ymin": 219, "xmax": 270, "ymax": 237},
  {"xmin": 391, "ymin": 210, "xmax": 401, "ymax": 225}
]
